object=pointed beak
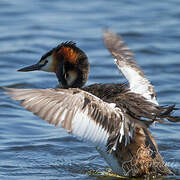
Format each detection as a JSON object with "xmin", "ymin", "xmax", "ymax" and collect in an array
[{"xmin": 17, "ymin": 63, "xmax": 43, "ymax": 72}]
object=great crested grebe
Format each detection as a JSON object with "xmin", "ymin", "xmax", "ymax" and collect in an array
[{"xmin": 5, "ymin": 31, "xmax": 180, "ymax": 178}]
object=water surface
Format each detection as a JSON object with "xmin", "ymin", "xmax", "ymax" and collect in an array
[{"xmin": 0, "ymin": 0, "xmax": 180, "ymax": 179}]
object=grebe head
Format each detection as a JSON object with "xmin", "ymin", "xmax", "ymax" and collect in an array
[{"xmin": 18, "ymin": 42, "xmax": 89, "ymax": 88}]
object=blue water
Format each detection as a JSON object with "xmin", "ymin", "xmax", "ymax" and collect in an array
[{"xmin": 0, "ymin": 0, "xmax": 180, "ymax": 179}]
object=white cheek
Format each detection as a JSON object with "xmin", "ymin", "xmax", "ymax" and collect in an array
[
  {"xmin": 66, "ymin": 71, "xmax": 77, "ymax": 86},
  {"xmin": 41, "ymin": 56, "xmax": 53, "ymax": 72}
]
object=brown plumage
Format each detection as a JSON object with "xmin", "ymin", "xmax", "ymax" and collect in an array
[{"xmin": 5, "ymin": 30, "xmax": 180, "ymax": 178}]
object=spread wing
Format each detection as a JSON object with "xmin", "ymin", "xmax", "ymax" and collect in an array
[
  {"xmin": 5, "ymin": 87, "xmax": 137, "ymax": 152},
  {"xmin": 103, "ymin": 30, "xmax": 158, "ymax": 105}
]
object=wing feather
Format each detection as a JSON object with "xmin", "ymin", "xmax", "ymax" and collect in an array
[
  {"xmin": 5, "ymin": 87, "xmax": 131, "ymax": 151},
  {"xmin": 103, "ymin": 30, "xmax": 158, "ymax": 105}
]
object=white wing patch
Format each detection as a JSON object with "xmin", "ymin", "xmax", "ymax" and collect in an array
[
  {"xmin": 104, "ymin": 31, "xmax": 158, "ymax": 105},
  {"xmin": 119, "ymin": 64, "xmax": 158, "ymax": 105},
  {"xmin": 72, "ymin": 107, "xmax": 109, "ymax": 149}
]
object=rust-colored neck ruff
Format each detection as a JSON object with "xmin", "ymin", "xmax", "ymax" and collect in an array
[{"xmin": 57, "ymin": 46, "xmax": 79, "ymax": 64}]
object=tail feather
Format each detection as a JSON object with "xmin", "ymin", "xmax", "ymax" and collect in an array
[
  {"xmin": 159, "ymin": 105, "xmax": 176, "ymax": 117},
  {"xmin": 167, "ymin": 116, "xmax": 180, "ymax": 122},
  {"xmin": 158, "ymin": 104, "xmax": 180, "ymax": 122}
]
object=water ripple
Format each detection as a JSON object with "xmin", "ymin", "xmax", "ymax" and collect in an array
[{"xmin": 1, "ymin": 0, "xmax": 180, "ymax": 179}]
